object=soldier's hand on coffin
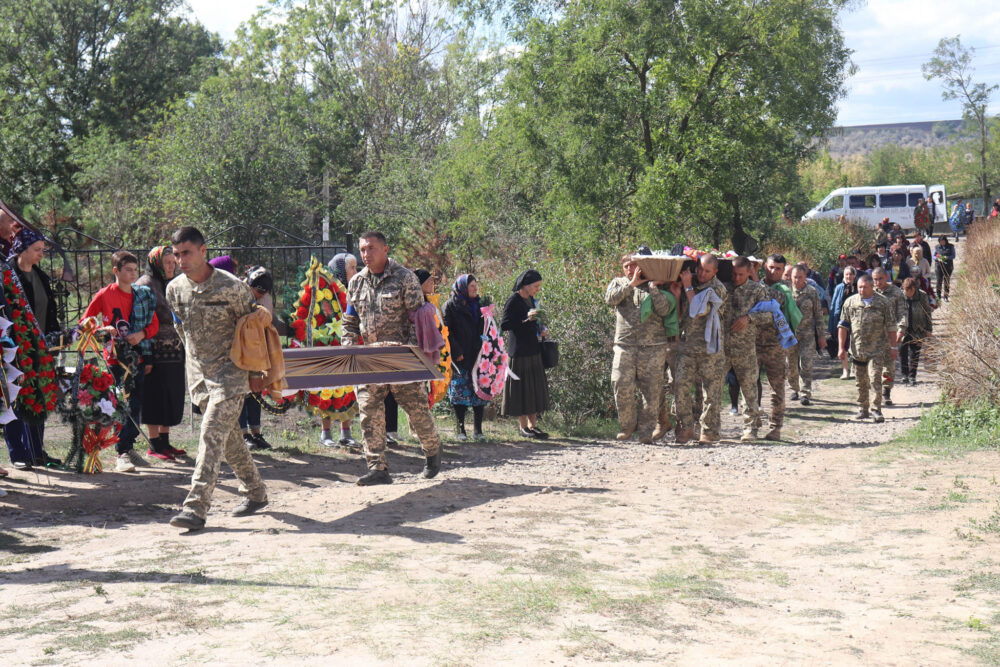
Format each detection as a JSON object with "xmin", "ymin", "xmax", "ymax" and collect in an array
[
  {"xmin": 628, "ymin": 265, "xmax": 646, "ymax": 287},
  {"xmin": 249, "ymin": 376, "xmax": 265, "ymax": 393}
]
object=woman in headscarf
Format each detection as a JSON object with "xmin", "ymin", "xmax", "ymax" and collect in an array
[
  {"xmin": 134, "ymin": 246, "xmax": 187, "ymax": 459},
  {"xmin": 4, "ymin": 228, "xmax": 61, "ymax": 469},
  {"xmin": 500, "ymin": 269, "xmax": 549, "ymax": 439},
  {"xmin": 948, "ymin": 203, "xmax": 964, "ymax": 241},
  {"xmin": 208, "ymin": 254, "xmax": 237, "ymax": 274},
  {"xmin": 443, "ymin": 274, "xmax": 488, "ymax": 441}
]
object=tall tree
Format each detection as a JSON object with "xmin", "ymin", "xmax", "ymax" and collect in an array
[
  {"xmin": 924, "ymin": 36, "xmax": 998, "ymax": 214},
  {"xmin": 0, "ymin": 0, "xmax": 222, "ymax": 210}
]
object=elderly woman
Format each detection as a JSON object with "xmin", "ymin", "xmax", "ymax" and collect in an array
[
  {"xmin": 4, "ymin": 228, "xmax": 61, "ymax": 470},
  {"xmin": 135, "ymin": 246, "xmax": 187, "ymax": 459},
  {"xmin": 900, "ymin": 277, "xmax": 933, "ymax": 385},
  {"xmin": 907, "ymin": 246, "xmax": 931, "ymax": 284},
  {"xmin": 500, "ymin": 270, "xmax": 549, "ymax": 439},
  {"xmin": 444, "ymin": 274, "xmax": 488, "ymax": 441},
  {"xmin": 828, "ymin": 265, "xmax": 857, "ymax": 380}
]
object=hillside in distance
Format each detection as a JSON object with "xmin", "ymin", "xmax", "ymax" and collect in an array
[{"xmin": 824, "ymin": 119, "xmax": 966, "ymax": 159}]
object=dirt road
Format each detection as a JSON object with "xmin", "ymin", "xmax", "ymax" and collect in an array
[{"xmin": 3, "ymin": 294, "xmax": 1000, "ymax": 665}]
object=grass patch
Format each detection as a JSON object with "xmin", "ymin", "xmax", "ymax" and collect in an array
[
  {"xmin": 957, "ymin": 572, "xmax": 1000, "ymax": 594},
  {"xmin": 886, "ymin": 400, "xmax": 1000, "ymax": 457}
]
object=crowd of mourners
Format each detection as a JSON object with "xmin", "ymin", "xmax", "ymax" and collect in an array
[{"xmin": 606, "ymin": 213, "xmax": 959, "ymax": 446}]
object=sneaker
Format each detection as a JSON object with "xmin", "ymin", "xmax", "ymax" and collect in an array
[
  {"xmin": 232, "ymin": 498, "xmax": 268, "ymax": 517},
  {"xmin": 840, "ymin": 371, "xmax": 850, "ymax": 380},
  {"xmin": 790, "ymin": 391, "xmax": 799, "ymax": 401},
  {"xmin": 853, "ymin": 409, "xmax": 869, "ymax": 421},
  {"xmin": 473, "ymin": 432, "xmax": 487, "ymax": 442},
  {"xmin": 249, "ymin": 434, "xmax": 272, "ymax": 451},
  {"xmin": 168, "ymin": 446, "xmax": 187, "ymax": 458},
  {"xmin": 530, "ymin": 427, "xmax": 549, "ymax": 440},
  {"xmin": 319, "ymin": 435, "xmax": 338, "ymax": 448},
  {"xmin": 386, "ymin": 431, "xmax": 401, "ymax": 445},
  {"xmin": 338, "ymin": 435, "xmax": 358, "ymax": 447},
  {"xmin": 357, "ymin": 469, "xmax": 393, "ymax": 486},
  {"xmin": 872, "ymin": 409, "xmax": 885, "ymax": 424},
  {"xmin": 455, "ymin": 430, "xmax": 468, "ymax": 442},
  {"xmin": 125, "ymin": 449, "xmax": 149, "ymax": 467},
  {"xmin": 728, "ymin": 407, "xmax": 739, "ymax": 415},
  {"xmin": 169, "ymin": 511, "xmax": 205, "ymax": 531},
  {"xmin": 147, "ymin": 447, "xmax": 174, "ymax": 461},
  {"xmin": 115, "ymin": 454, "xmax": 136, "ymax": 473},
  {"xmin": 11, "ymin": 461, "xmax": 31, "ymax": 471},
  {"xmin": 519, "ymin": 427, "xmax": 539, "ymax": 439}
]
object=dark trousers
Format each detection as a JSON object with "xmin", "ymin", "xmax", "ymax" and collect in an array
[
  {"xmin": 900, "ymin": 335, "xmax": 922, "ymax": 380},
  {"xmin": 935, "ymin": 261, "xmax": 952, "ymax": 298},
  {"xmin": 384, "ymin": 391, "xmax": 398, "ymax": 433},
  {"xmin": 4, "ymin": 414, "xmax": 45, "ymax": 464},
  {"xmin": 239, "ymin": 394, "xmax": 262, "ymax": 431},
  {"xmin": 112, "ymin": 366, "xmax": 144, "ymax": 454}
]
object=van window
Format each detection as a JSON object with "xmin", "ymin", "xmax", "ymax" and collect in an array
[
  {"xmin": 908, "ymin": 193, "xmax": 922, "ymax": 207},
  {"xmin": 822, "ymin": 195, "xmax": 844, "ymax": 212},
  {"xmin": 849, "ymin": 195, "xmax": 876, "ymax": 209},
  {"xmin": 880, "ymin": 193, "xmax": 906, "ymax": 208}
]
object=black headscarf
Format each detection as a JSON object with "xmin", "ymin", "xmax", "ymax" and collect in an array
[
  {"xmin": 512, "ymin": 269, "xmax": 542, "ymax": 293},
  {"xmin": 413, "ymin": 269, "xmax": 432, "ymax": 285}
]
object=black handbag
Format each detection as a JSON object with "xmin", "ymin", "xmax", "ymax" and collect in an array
[{"xmin": 540, "ymin": 340, "xmax": 559, "ymax": 369}]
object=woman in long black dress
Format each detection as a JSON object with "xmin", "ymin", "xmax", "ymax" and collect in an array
[
  {"xmin": 443, "ymin": 274, "xmax": 488, "ymax": 441},
  {"xmin": 500, "ymin": 270, "xmax": 549, "ymax": 439},
  {"xmin": 134, "ymin": 246, "xmax": 187, "ymax": 459}
]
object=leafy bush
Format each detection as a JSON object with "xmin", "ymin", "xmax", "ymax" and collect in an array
[
  {"xmin": 904, "ymin": 400, "xmax": 1000, "ymax": 453},
  {"xmin": 768, "ymin": 219, "xmax": 875, "ymax": 276}
]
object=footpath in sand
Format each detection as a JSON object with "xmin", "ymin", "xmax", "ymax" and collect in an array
[{"xmin": 4, "ymin": 276, "xmax": 1000, "ymax": 664}]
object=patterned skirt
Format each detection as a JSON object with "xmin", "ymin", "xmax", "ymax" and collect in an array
[{"xmin": 448, "ymin": 367, "xmax": 489, "ymax": 407}]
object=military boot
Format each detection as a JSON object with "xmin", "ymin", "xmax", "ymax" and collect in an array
[
  {"xmin": 422, "ymin": 452, "xmax": 441, "ymax": 479},
  {"xmin": 615, "ymin": 427, "xmax": 635, "ymax": 441},
  {"xmin": 674, "ymin": 427, "xmax": 695, "ymax": 444},
  {"xmin": 651, "ymin": 408, "xmax": 673, "ymax": 441},
  {"xmin": 883, "ymin": 387, "xmax": 893, "ymax": 406}
]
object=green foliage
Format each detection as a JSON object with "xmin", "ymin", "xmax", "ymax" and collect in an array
[
  {"xmin": 903, "ymin": 400, "xmax": 1000, "ymax": 454},
  {"xmin": 769, "ymin": 219, "xmax": 874, "ymax": 276}
]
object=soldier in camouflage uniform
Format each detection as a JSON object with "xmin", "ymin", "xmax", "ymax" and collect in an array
[
  {"xmin": 605, "ymin": 256, "xmax": 678, "ymax": 443},
  {"xmin": 724, "ymin": 257, "xmax": 774, "ymax": 441},
  {"xmin": 674, "ymin": 255, "xmax": 728, "ymax": 444},
  {"xmin": 755, "ymin": 255, "xmax": 790, "ymax": 440},
  {"xmin": 838, "ymin": 273, "xmax": 898, "ymax": 423},
  {"xmin": 343, "ymin": 231, "xmax": 442, "ymax": 486},
  {"xmin": 166, "ymin": 227, "xmax": 268, "ymax": 531},
  {"xmin": 787, "ymin": 265, "xmax": 827, "ymax": 405},
  {"xmin": 872, "ymin": 267, "xmax": 907, "ymax": 406}
]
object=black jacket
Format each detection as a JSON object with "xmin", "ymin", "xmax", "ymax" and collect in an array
[
  {"xmin": 443, "ymin": 297, "xmax": 484, "ymax": 372},
  {"xmin": 500, "ymin": 293, "xmax": 540, "ymax": 358},
  {"xmin": 14, "ymin": 263, "xmax": 60, "ymax": 334}
]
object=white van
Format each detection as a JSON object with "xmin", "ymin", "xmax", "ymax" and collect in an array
[{"xmin": 802, "ymin": 184, "xmax": 947, "ymax": 229}]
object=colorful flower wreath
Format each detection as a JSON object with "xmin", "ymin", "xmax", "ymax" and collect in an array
[
  {"xmin": 284, "ymin": 257, "xmax": 359, "ymax": 421},
  {"xmin": 472, "ymin": 304, "xmax": 509, "ymax": 401},
  {"xmin": 426, "ymin": 293, "xmax": 451, "ymax": 408},
  {"xmin": 72, "ymin": 362, "xmax": 126, "ymax": 473},
  {"xmin": 2, "ymin": 268, "xmax": 58, "ymax": 420}
]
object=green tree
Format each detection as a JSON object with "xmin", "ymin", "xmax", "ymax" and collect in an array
[
  {"xmin": 0, "ymin": 0, "xmax": 222, "ymax": 211},
  {"xmin": 924, "ymin": 36, "xmax": 998, "ymax": 214}
]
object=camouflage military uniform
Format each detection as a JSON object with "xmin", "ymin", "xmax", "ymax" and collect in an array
[
  {"xmin": 787, "ymin": 284, "xmax": 824, "ymax": 400},
  {"xmin": 605, "ymin": 277, "xmax": 672, "ymax": 439},
  {"xmin": 725, "ymin": 280, "xmax": 773, "ymax": 435},
  {"xmin": 875, "ymin": 283, "xmax": 907, "ymax": 390},
  {"xmin": 755, "ymin": 280, "xmax": 789, "ymax": 431},
  {"xmin": 838, "ymin": 292, "xmax": 895, "ymax": 413},
  {"xmin": 344, "ymin": 258, "xmax": 441, "ymax": 470},
  {"xmin": 167, "ymin": 268, "xmax": 267, "ymax": 519},
  {"xmin": 674, "ymin": 277, "xmax": 728, "ymax": 438}
]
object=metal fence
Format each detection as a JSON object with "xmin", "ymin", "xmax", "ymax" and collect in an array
[{"xmin": 39, "ymin": 226, "xmax": 353, "ymax": 330}]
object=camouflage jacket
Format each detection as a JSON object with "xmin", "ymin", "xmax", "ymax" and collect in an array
[
  {"xmin": 605, "ymin": 277, "xmax": 672, "ymax": 346},
  {"xmin": 166, "ymin": 267, "xmax": 256, "ymax": 404},
  {"xmin": 838, "ymin": 292, "xmax": 894, "ymax": 361},
  {"xmin": 756, "ymin": 279, "xmax": 788, "ymax": 348},
  {"xmin": 876, "ymin": 283, "xmax": 907, "ymax": 337},
  {"xmin": 681, "ymin": 276, "xmax": 728, "ymax": 344},
  {"xmin": 792, "ymin": 284, "xmax": 825, "ymax": 344},
  {"xmin": 724, "ymin": 280, "xmax": 773, "ymax": 352},
  {"xmin": 343, "ymin": 258, "xmax": 422, "ymax": 346}
]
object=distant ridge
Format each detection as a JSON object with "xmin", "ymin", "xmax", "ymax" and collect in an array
[{"xmin": 824, "ymin": 119, "xmax": 966, "ymax": 159}]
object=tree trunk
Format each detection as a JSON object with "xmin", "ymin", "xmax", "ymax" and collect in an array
[{"xmin": 725, "ymin": 192, "xmax": 750, "ymax": 254}]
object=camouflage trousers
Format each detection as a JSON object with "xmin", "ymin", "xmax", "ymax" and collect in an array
[
  {"xmin": 726, "ymin": 344, "xmax": 760, "ymax": 433},
  {"xmin": 657, "ymin": 341, "xmax": 678, "ymax": 427},
  {"xmin": 854, "ymin": 356, "xmax": 883, "ymax": 412},
  {"xmin": 786, "ymin": 342, "xmax": 814, "ymax": 399},
  {"xmin": 674, "ymin": 341, "xmax": 726, "ymax": 436},
  {"xmin": 612, "ymin": 344, "xmax": 669, "ymax": 439},
  {"xmin": 878, "ymin": 344, "xmax": 897, "ymax": 389},
  {"xmin": 358, "ymin": 382, "xmax": 441, "ymax": 470},
  {"xmin": 755, "ymin": 344, "xmax": 786, "ymax": 430},
  {"xmin": 184, "ymin": 394, "xmax": 267, "ymax": 519}
]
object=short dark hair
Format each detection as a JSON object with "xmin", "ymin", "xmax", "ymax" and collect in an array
[
  {"xmin": 111, "ymin": 250, "xmax": 139, "ymax": 271},
  {"xmin": 360, "ymin": 231, "xmax": 387, "ymax": 245},
  {"xmin": 171, "ymin": 226, "xmax": 205, "ymax": 247},
  {"xmin": 732, "ymin": 256, "xmax": 750, "ymax": 269},
  {"xmin": 766, "ymin": 253, "xmax": 787, "ymax": 265},
  {"xmin": 857, "ymin": 273, "xmax": 873, "ymax": 285},
  {"xmin": 902, "ymin": 277, "xmax": 919, "ymax": 291}
]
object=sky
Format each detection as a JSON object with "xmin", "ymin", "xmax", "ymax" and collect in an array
[{"xmin": 185, "ymin": 0, "xmax": 1000, "ymax": 128}]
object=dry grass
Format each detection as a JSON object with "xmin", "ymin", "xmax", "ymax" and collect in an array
[{"xmin": 931, "ymin": 222, "xmax": 1000, "ymax": 403}]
